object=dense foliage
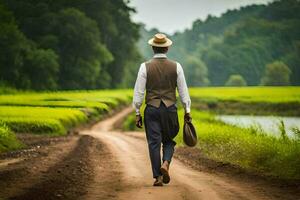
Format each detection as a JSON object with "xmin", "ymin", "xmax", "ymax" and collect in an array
[
  {"xmin": 139, "ymin": 0, "xmax": 300, "ymax": 86},
  {"xmin": 0, "ymin": 0, "xmax": 142, "ymax": 90}
]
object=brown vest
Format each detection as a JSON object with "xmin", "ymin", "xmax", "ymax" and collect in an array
[{"xmin": 145, "ymin": 58, "xmax": 177, "ymax": 108}]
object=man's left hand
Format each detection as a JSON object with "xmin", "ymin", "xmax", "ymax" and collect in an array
[
  {"xmin": 135, "ymin": 114, "xmax": 143, "ymax": 128},
  {"xmin": 184, "ymin": 113, "xmax": 192, "ymax": 123}
]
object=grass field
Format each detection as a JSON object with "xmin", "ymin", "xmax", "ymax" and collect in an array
[
  {"xmin": 189, "ymin": 87, "xmax": 300, "ymax": 116},
  {"xmin": 0, "ymin": 106, "xmax": 88, "ymax": 134},
  {"xmin": 189, "ymin": 86, "xmax": 300, "ymax": 103},
  {"xmin": 0, "ymin": 89, "xmax": 132, "ymax": 152}
]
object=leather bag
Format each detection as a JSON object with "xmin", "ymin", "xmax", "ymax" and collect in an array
[{"xmin": 183, "ymin": 119, "xmax": 197, "ymax": 147}]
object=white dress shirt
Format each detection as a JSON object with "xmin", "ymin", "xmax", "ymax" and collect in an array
[{"xmin": 132, "ymin": 53, "xmax": 191, "ymax": 115}]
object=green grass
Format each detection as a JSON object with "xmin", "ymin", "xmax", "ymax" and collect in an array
[
  {"xmin": 0, "ymin": 106, "xmax": 89, "ymax": 134},
  {"xmin": 0, "ymin": 122, "xmax": 23, "ymax": 152},
  {"xmin": 189, "ymin": 87, "xmax": 300, "ymax": 116},
  {"xmin": 187, "ymin": 87, "xmax": 300, "ymax": 179},
  {"xmin": 0, "ymin": 89, "xmax": 132, "ymax": 108},
  {"xmin": 0, "ymin": 89, "xmax": 133, "ymax": 152},
  {"xmin": 0, "ymin": 89, "xmax": 132, "ymax": 134},
  {"xmin": 189, "ymin": 86, "xmax": 300, "ymax": 103},
  {"xmin": 174, "ymin": 109, "xmax": 300, "ymax": 180}
]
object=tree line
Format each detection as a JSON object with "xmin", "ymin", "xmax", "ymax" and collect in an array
[
  {"xmin": 0, "ymin": 0, "xmax": 142, "ymax": 90},
  {"xmin": 139, "ymin": 0, "xmax": 300, "ymax": 86}
]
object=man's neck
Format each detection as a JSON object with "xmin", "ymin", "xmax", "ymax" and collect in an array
[{"xmin": 153, "ymin": 53, "xmax": 167, "ymax": 58}]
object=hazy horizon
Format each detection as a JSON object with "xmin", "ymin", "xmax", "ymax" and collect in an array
[{"xmin": 129, "ymin": 0, "xmax": 273, "ymax": 34}]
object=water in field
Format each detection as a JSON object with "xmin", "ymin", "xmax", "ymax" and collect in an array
[{"xmin": 217, "ymin": 115, "xmax": 300, "ymax": 138}]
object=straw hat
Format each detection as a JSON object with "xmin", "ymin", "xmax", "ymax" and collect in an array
[{"xmin": 148, "ymin": 33, "xmax": 173, "ymax": 47}]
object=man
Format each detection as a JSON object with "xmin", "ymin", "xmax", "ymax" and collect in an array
[{"xmin": 133, "ymin": 33, "xmax": 191, "ymax": 186}]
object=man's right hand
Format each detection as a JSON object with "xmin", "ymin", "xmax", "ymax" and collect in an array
[
  {"xmin": 135, "ymin": 114, "xmax": 143, "ymax": 128},
  {"xmin": 184, "ymin": 113, "xmax": 192, "ymax": 123}
]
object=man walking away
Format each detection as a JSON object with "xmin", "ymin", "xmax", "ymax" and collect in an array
[{"xmin": 133, "ymin": 33, "xmax": 192, "ymax": 186}]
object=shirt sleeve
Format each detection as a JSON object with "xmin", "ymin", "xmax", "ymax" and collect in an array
[
  {"xmin": 132, "ymin": 63, "xmax": 147, "ymax": 115},
  {"xmin": 176, "ymin": 62, "xmax": 191, "ymax": 113}
]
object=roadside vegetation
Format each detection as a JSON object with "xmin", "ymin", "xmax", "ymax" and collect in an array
[
  {"xmin": 176, "ymin": 109, "xmax": 300, "ymax": 180},
  {"xmin": 0, "ymin": 89, "xmax": 132, "ymax": 152},
  {"xmin": 0, "ymin": 122, "xmax": 23, "ymax": 152}
]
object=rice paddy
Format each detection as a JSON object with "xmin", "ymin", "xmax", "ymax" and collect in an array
[
  {"xmin": 189, "ymin": 86, "xmax": 300, "ymax": 103},
  {"xmin": 0, "ymin": 89, "xmax": 132, "ymax": 152}
]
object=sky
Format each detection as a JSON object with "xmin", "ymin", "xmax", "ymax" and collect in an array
[{"xmin": 129, "ymin": 0, "xmax": 273, "ymax": 34}]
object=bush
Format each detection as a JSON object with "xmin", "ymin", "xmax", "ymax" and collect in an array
[
  {"xmin": 261, "ymin": 61, "xmax": 291, "ymax": 86},
  {"xmin": 0, "ymin": 122, "xmax": 23, "ymax": 152},
  {"xmin": 225, "ymin": 74, "xmax": 247, "ymax": 86}
]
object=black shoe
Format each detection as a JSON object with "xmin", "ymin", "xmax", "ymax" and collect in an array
[
  {"xmin": 153, "ymin": 176, "xmax": 163, "ymax": 186},
  {"xmin": 160, "ymin": 161, "xmax": 170, "ymax": 184}
]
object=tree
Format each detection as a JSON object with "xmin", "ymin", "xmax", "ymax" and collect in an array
[
  {"xmin": 139, "ymin": 0, "xmax": 300, "ymax": 86},
  {"xmin": 138, "ymin": 25, "xmax": 160, "ymax": 60},
  {"xmin": 24, "ymin": 49, "xmax": 59, "ymax": 90},
  {"xmin": 260, "ymin": 61, "xmax": 291, "ymax": 86},
  {"xmin": 119, "ymin": 46, "xmax": 143, "ymax": 88},
  {"xmin": 202, "ymin": 49, "xmax": 229, "ymax": 86},
  {"xmin": 3, "ymin": 0, "xmax": 141, "ymax": 90},
  {"xmin": 225, "ymin": 74, "xmax": 247, "ymax": 86},
  {"xmin": 0, "ymin": 4, "xmax": 60, "ymax": 90},
  {"xmin": 53, "ymin": 8, "xmax": 113, "ymax": 89},
  {"xmin": 184, "ymin": 56, "xmax": 210, "ymax": 87},
  {"xmin": 0, "ymin": 4, "xmax": 30, "ymax": 88},
  {"xmin": 70, "ymin": 0, "xmax": 141, "ymax": 87},
  {"xmin": 282, "ymin": 42, "xmax": 300, "ymax": 85}
]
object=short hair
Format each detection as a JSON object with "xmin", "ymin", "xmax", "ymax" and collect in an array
[{"xmin": 152, "ymin": 46, "xmax": 169, "ymax": 54}]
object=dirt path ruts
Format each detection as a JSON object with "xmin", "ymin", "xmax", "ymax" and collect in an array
[
  {"xmin": 82, "ymin": 107, "xmax": 300, "ymax": 200},
  {"xmin": 0, "ymin": 134, "xmax": 121, "ymax": 200},
  {"xmin": 0, "ymin": 136, "xmax": 79, "ymax": 199}
]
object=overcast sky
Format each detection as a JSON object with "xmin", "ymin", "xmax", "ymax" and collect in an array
[{"xmin": 129, "ymin": 0, "xmax": 273, "ymax": 34}]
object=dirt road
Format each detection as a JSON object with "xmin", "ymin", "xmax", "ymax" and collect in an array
[
  {"xmin": 82, "ymin": 107, "xmax": 300, "ymax": 200},
  {"xmin": 1, "ymin": 107, "xmax": 299, "ymax": 200}
]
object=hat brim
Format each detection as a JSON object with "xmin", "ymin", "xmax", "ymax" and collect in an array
[{"xmin": 148, "ymin": 38, "xmax": 173, "ymax": 47}]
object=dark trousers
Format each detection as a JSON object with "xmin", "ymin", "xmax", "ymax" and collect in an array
[{"xmin": 144, "ymin": 102, "xmax": 179, "ymax": 178}]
